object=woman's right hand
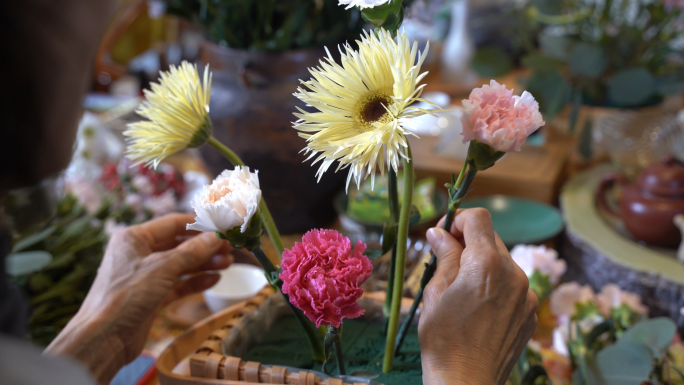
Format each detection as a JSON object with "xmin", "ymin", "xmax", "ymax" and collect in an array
[{"xmin": 419, "ymin": 208, "xmax": 539, "ymax": 385}]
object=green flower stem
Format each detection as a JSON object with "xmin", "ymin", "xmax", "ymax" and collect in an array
[
  {"xmin": 394, "ymin": 161, "xmax": 477, "ymax": 355},
  {"xmin": 333, "ymin": 327, "xmax": 346, "ymax": 376},
  {"xmin": 251, "ymin": 246, "xmax": 325, "ymax": 363},
  {"xmin": 207, "ymin": 136, "xmax": 285, "ymax": 257},
  {"xmin": 384, "ymin": 169, "xmax": 400, "ymax": 317},
  {"xmin": 383, "ymin": 144, "xmax": 414, "ymax": 373}
]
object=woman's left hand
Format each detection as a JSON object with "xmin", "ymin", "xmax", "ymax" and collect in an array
[{"xmin": 45, "ymin": 213, "xmax": 232, "ymax": 384}]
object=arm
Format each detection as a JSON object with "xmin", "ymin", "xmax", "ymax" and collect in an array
[
  {"xmin": 419, "ymin": 209, "xmax": 539, "ymax": 385},
  {"xmin": 45, "ymin": 214, "xmax": 233, "ymax": 385}
]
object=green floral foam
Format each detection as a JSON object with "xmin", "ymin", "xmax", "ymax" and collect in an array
[{"xmin": 243, "ymin": 316, "xmax": 423, "ymax": 385}]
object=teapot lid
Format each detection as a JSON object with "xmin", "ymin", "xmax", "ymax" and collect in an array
[{"xmin": 637, "ymin": 155, "xmax": 684, "ymax": 196}]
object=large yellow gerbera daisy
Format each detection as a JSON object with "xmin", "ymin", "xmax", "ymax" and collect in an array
[
  {"xmin": 293, "ymin": 28, "xmax": 435, "ymax": 189},
  {"xmin": 124, "ymin": 61, "xmax": 212, "ymax": 168}
]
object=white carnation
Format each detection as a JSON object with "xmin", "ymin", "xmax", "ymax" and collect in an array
[
  {"xmin": 186, "ymin": 166, "xmax": 261, "ymax": 233},
  {"xmin": 338, "ymin": 0, "xmax": 390, "ymax": 9}
]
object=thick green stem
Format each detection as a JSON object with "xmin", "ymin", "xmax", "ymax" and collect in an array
[
  {"xmin": 207, "ymin": 136, "xmax": 285, "ymax": 257},
  {"xmin": 333, "ymin": 327, "xmax": 346, "ymax": 376},
  {"xmin": 383, "ymin": 145, "xmax": 414, "ymax": 373},
  {"xmin": 384, "ymin": 170, "xmax": 400, "ymax": 317},
  {"xmin": 394, "ymin": 161, "xmax": 477, "ymax": 355},
  {"xmin": 251, "ymin": 246, "xmax": 325, "ymax": 362}
]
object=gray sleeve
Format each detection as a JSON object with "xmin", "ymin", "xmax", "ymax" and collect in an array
[{"xmin": 0, "ymin": 335, "xmax": 96, "ymax": 385}]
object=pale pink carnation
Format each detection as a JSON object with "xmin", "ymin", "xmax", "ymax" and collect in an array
[
  {"xmin": 511, "ymin": 244, "xmax": 566, "ymax": 285},
  {"xmin": 279, "ymin": 229, "xmax": 373, "ymax": 328},
  {"xmin": 461, "ymin": 80, "xmax": 545, "ymax": 152},
  {"xmin": 595, "ymin": 284, "xmax": 647, "ymax": 317},
  {"xmin": 550, "ymin": 282, "xmax": 596, "ymax": 318}
]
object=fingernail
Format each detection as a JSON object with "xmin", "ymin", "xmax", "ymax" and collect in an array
[{"xmin": 426, "ymin": 228, "xmax": 443, "ymax": 249}]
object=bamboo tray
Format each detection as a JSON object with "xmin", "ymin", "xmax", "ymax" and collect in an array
[{"xmin": 157, "ymin": 288, "xmax": 419, "ymax": 385}]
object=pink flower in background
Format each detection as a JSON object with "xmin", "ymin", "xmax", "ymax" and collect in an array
[
  {"xmin": 596, "ymin": 284, "xmax": 647, "ymax": 316},
  {"xmin": 461, "ymin": 80, "xmax": 545, "ymax": 152},
  {"xmin": 65, "ymin": 178, "xmax": 102, "ymax": 214},
  {"xmin": 664, "ymin": 0, "xmax": 684, "ymax": 11},
  {"xmin": 510, "ymin": 244, "xmax": 567, "ymax": 285},
  {"xmin": 279, "ymin": 229, "xmax": 373, "ymax": 328},
  {"xmin": 550, "ymin": 282, "xmax": 596, "ymax": 318},
  {"xmin": 146, "ymin": 190, "xmax": 177, "ymax": 217}
]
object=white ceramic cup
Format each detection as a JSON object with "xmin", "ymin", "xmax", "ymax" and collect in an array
[{"xmin": 202, "ymin": 263, "xmax": 269, "ymax": 314}]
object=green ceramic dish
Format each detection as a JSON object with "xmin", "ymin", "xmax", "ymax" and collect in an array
[{"xmin": 460, "ymin": 195, "xmax": 564, "ymax": 246}]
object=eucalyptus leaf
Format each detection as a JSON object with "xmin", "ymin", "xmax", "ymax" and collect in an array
[
  {"xmin": 409, "ymin": 205, "xmax": 421, "ymax": 227},
  {"xmin": 472, "ymin": 46, "xmax": 513, "ymax": 78},
  {"xmin": 526, "ymin": 71, "xmax": 572, "ymax": 118},
  {"xmin": 12, "ymin": 226, "xmax": 56, "ymax": 253},
  {"xmin": 538, "ymin": 33, "xmax": 574, "ymax": 60},
  {"xmin": 569, "ymin": 43, "xmax": 607, "ymax": 78},
  {"xmin": 607, "ymin": 69, "xmax": 655, "ymax": 107},
  {"xmin": 568, "ymin": 90, "xmax": 582, "ymax": 133},
  {"xmin": 655, "ymin": 75, "xmax": 684, "ymax": 95},
  {"xmin": 5, "ymin": 251, "xmax": 53, "ymax": 276},
  {"xmin": 363, "ymin": 249, "xmax": 384, "ymax": 260},
  {"xmin": 596, "ymin": 341, "xmax": 652, "ymax": 385},
  {"xmin": 616, "ymin": 317, "xmax": 676, "ymax": 358},
  {"xmin": 521, "ymin": 53, "xmax": 566, "ymax": 72}
]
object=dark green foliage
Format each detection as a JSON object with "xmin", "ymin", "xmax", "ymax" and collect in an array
[{"xmin": 164, "ymin": 0, "xmax": 365, "ymax": 51}]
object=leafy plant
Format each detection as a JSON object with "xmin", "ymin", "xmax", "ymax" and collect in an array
[
  {"xmin": 9, "ymin": 194, "xmax": 107, "ymax": 346},
  {"xmin": 163, "ymin": 0, "xmax": 366, "ymax": 51},
  {"xmin": 482, "ymin": 0, "xmax": 684, "ymax": 123}
]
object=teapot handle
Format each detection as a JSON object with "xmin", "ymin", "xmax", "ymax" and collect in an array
[{"xmin": 596, "ymin": 173, "xmax": 628, "ymax": 217}]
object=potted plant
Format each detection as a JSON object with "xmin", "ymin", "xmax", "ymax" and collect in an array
[{"xmin": 497, "ymin": 0, "xmax": 684, "ymax": 163}]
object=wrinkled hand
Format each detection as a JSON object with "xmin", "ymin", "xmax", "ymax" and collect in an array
[
  {"xmin": 419, "ymin": 209, "xmax": 538, "ymax": 385},
  {"xmin": 45, "ymin": 214, "xmax": 232, "ymax": 384}
]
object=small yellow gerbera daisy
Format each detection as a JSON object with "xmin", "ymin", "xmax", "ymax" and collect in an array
[
  {"xmin": 124, "ymin": 61, "xmax": 212, "ymax": 168},
  {"xmin": 293, "ymin": 28, "xmax": 435, "ymax": 189}
]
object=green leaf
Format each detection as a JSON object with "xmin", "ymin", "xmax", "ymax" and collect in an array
[
  {"xmin": 569, "ymin": 43, "xmax": 607, "ymax": 78},
  {"xmin": 573, "ymin": 301, "xmax": 600, "ymax": 321},
  {"xmin": 526, "ymin": 71, "xmax": 572, "ymax": 119},
  {"xmin": 360, "ymin": 0, "xmax": 403, "ymax": 28},
  {"xmin": 471, "ymin": 46, "xmax": 513, "ymax": 78},
  {"xmin": 655, "ymin": 75, "xmax": 684, "ymax": 95},
  {"xmin": 521, "ymin": 53, "xmax": 566, "ymax": 72},
  {"xmin": 363, "ymin": 249, "xmax": 384, "ymax": 260},
  {"xmin": 596, "ymin": 341, "xmax": 652, "ymax": 384},
  {"xmin": 409, "ymin": 205, "xmax": 421, "ymax": 227},
  {"xmin": 43, "ymin": 252, "xmax": 75, "ymax": 271},
  {"xmin": 538, "ymin": 33, "xmax": 574, "ymax": 61},
  {"xmin": 521, "ymin": 365, "xmax": 551, "ymax": 385},
  {"xmin": 607, "ymin": 69, "xmax": 655, "ymax": 107},
  {"xmin": 617, "ymin": 317, "xmax": 676, "ymax": 358},
  {"xmin": 5, "ymin": 251, "xmax": 53, "ymax": 276},
  {"xmin": 12, "ymin": 226, "xmax": 56, "ymax": 253},
  {"xmin": 381, "ymin": 222, "xmax": 398, "ymax": 254},
  {"xmin": 528, "ymin": 270, "xmax": 552, "ymax": 300}
]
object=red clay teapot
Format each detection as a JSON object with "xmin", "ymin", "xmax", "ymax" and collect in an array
[{"xmin": 597, "ymin": 155, "xmax": 684, "ymax": 247}]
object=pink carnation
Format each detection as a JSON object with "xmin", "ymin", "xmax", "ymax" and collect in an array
[
  {"xmin": 596, "ymin": 284, "xmax": 647, "ymax": 317},
  {"xmin": 279, "ymin": 229, "xmax": 373, "ymax": 328},
  {"xmin": 461, "ymin": 80, "xmax": 545, "ymax": 152}
]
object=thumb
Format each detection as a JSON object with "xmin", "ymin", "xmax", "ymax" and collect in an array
[
  {"xmin": 170, "ymin": 232, "xmax": 227, "ymax": 274},
  {"xmin": 427, "ymin": 227, "xmax": 464, "ymax": 290}
]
